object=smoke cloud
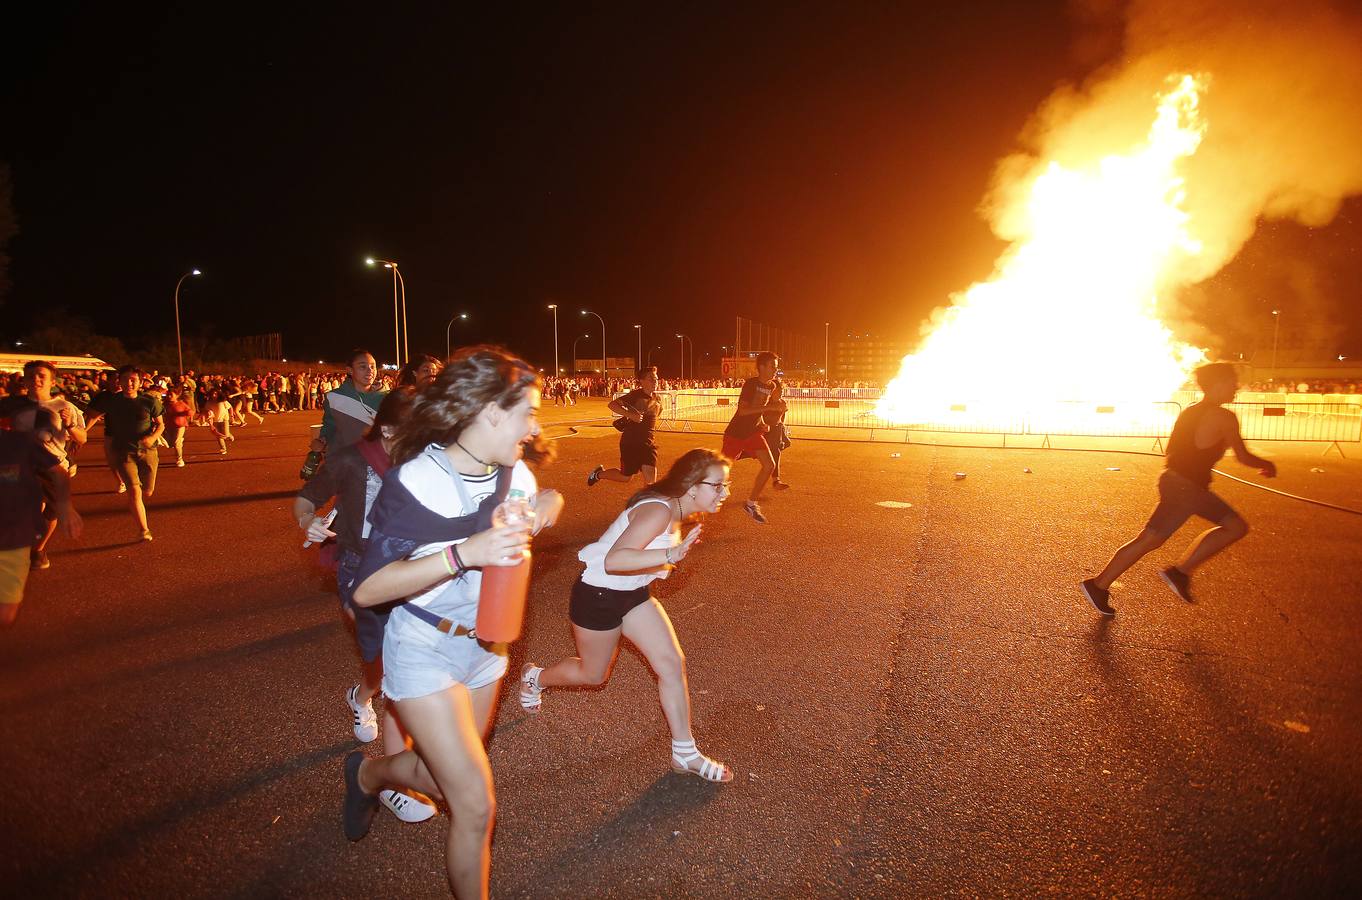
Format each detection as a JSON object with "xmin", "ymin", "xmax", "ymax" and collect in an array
[{"xmin": 987, "ymin": 0, "xmax": 1362, "ymax": 290}]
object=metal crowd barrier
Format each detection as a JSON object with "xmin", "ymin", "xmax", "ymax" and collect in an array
[
  {"xmin": 1024, "ymin": 401, "xmax": 1182, "ymax": 439},
  {"xmin": 1227, "ymin": 402, "xmax": 1362, "ymax": 443},
  {"xmin": 650, "ymin": 390, "xmax": 1361, "ymax": 448}
]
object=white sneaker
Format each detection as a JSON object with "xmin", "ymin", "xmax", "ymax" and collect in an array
[
  {"xmin": 380, "ymin": 790, "xmax": 437, "ymax": 823},
  {"xmin": 345, "ymin": 684, "xmax": 379, "ymax": 743}
]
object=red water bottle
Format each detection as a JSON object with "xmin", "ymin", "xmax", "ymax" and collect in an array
[{"xmin": 476, "ymin": 492, "xmax": 533, "ymax": 642}]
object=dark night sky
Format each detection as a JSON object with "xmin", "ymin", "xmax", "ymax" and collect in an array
[{"xmin": 3, "ymin": 2, "xmax": 1357, "ymax": 370}]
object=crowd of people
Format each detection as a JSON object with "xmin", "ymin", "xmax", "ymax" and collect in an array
[
  {"xmin": 0, "ymin": 342, "xmax": 1318, "ymax": 897},
  {"xmin": 1240, "ymin": 378, "xmax": 1362, "ymax": 394},
  {"xmin": 287, "ymin": 348, "xmax": 740, "ymax": 896},
  {"xmin": 0, "ymin": 346, "xmax": 779, "ymax": 895}
]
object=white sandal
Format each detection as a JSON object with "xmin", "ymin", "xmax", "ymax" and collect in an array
[
  {"xmin": 520, "ymin": 664, "xmax": 543, "ymax": 713},
  {"xmin": 670, "ymin": 739, "xmax": 733, "ymax": 783}
]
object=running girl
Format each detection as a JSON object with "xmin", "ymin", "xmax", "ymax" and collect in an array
[
  {"xmin": 164, "ymin": 386, "xmax": 191, "ymax": 467},
  {"xmin": 344, "ymin": 347, "xmax": 563, "ymax": 898},
  {"xmin": 521, "ymin": 448, "xmax": 734, "ymax": 784}
]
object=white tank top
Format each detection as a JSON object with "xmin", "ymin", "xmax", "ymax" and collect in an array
[{"xmin": 578, "ymin": 497, "xmax": 680, "ymax": 591}]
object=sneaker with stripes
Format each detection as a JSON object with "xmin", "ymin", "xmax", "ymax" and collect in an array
[
  {"xmin": 380, "ymin": 789, "xmax": 437, "ymax": 823},
  {"xmin": 345, "ymin": 684, "xmax": 379, "ymax": 743}
]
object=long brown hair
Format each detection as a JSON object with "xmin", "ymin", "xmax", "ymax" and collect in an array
[
  {"xmin": 363, "ymin": 387, "xmax": 416, "ymax": 442},
  {"xmin": 624, "ymin": 448, "xmax": 730, "ymax": 509},
  {"xmin": 390, "ymin": 346, "xmax": 545, "ymax": 466}
]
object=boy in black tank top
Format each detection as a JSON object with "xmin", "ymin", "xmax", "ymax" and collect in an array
[{"xmin": 1081, "ymin": 363, "xmax": 1277, "ymax": 616}]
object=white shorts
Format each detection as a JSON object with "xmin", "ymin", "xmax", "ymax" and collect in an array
[{"xmin": 381, "ymin": 606, "xmax": 508, "ymax": 701}]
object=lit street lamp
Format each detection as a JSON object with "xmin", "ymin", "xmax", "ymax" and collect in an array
[
  {"xmin": 174, "ymin": 268, "xmax": 202, "ymax": 374},
  {"xmin": 446, "ymin": 313, "xmax": 470, "ymax": 359},
  {"xmin": 581, "ymin": 310, "xmax": 606, "ymax": 376},
  {"xmin": 633, "ymin": 324, "xmax": 642, "ymax": 372},
  {"xmin": 548, "ymin": 304, "xmax": 560, "ymax": 374},
  {"xmin": 366, "ymin": 257, "xmax": 407, "ymax": 367},
  {"xmin": 572, "ymin": 333, "xmax": 591, "ymax": 372}
]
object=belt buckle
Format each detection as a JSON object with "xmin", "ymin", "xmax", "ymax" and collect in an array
[{"xmin": 438, "ymin": 619, "xmax": 476, "ymax": 639}]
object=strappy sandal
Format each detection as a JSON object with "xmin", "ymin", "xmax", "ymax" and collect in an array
[
  {"xmin": 670, "ymin": 739, "xmax": 733, "ymax": 783},
  {"xmin": 520, "ymin": 664, "xmax": 543, "ymax": 713}
]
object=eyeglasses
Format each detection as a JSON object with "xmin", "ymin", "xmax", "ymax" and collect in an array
[{"xmin": 699, "ymin": 480, "xmax": 732, "ymax": 493}]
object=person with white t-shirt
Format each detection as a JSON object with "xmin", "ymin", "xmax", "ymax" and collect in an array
[
  {"xmin": 521, "ymin": 447, "xmax": 735, "ymax": 784},
  {"xmin": 346, "ymin": 348, "xmax": 563, "ymax": 899}
]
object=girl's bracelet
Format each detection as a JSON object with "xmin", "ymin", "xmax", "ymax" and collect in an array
[{"xmin": 444, "ymin": 544, "xmax": 467, "ymax": 576}]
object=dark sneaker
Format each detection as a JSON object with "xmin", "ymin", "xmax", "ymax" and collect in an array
[
  {"xmin": 772, "ymin": 479, "xmax": 791, "ymax": 491},
  {"xmin": 30, "ymin": 550, "xmax": 50, "ymax": 570},
  {"xmin": 1081, "ymin": 579, "xmax": 1115, "ymax": 617},
  {"xmin": 343, "ymin": 751, "xmax": 379, "ymax": 841},
  {"xmin": 743, "ymin": 501, "xmax": 768, "ymax": 524},
  {"xmin": 1159, "ymin": 566, "xmax": 1195, "ymax": 603},
  {"xmin": 587, "ymin": 465, "xmax": 604, "ymax": 487}
]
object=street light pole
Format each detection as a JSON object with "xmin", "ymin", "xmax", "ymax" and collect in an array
[
  {"xmin": 174, "ymin": 268, "xmax": 201, "ymax": 374},
  {"xmin": 634, "ymin": 324, "xmax": 642, "ymax": 372},
  {"xmin": 572, "ymin": 333, "xmax": 590, "ymax": 373},
  {"xmin": 548, "ymin": 305, "xmax": 560, "ymax": 374},
  {"xmin": 366, "ymin": 258, "xmax": 404, "ymax": 368},
  {"xmin": 676, "ymin": 334, "xmax": 693, "ymax": 380},
  {"xmin": 581, "ymin": 310, "xmax": 606, "ymax": 375},
  {"xmin": 446, "ymin": 313, "xmax": 469, "ymax": 359},
  {"xmin": 824, "ymin": 322, "xmax": 830, "ymax": 386},
  {"xmin": 1270, "ymin": 309, "xmax": 1281, "ymax": 384},
  {"xmin": 396, "ymin": 267, "xmax": 408, "ymax": 364}
]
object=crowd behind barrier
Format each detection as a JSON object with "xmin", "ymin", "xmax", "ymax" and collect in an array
[
  {"xmin": 649, "ymin": 386, "xmax": 1362, "ymax": 444},
  {"xmin": 0, "ymin": 367, "xmax": 366, "ymax": 422},
  {"xmin": 540, "ymin": 375, "xmax": 882, "ymax": 405}
]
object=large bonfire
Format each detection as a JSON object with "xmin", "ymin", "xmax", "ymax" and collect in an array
[{"xmin": 876, "ymin": 75, "xmax": 1210, "ymax": 426}]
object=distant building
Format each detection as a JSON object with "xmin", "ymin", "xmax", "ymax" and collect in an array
[{"xmin": 832, "ymin": 334, "xmax": 911, "ymax": 383}]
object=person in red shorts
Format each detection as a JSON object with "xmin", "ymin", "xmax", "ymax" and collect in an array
[
  {"xmin": 164, "ymin": 385, "xmax": 191, "ymax": 467},
  {"xmin": 720, "ymin": 352, "xmax": 784, "ymax": 524}
]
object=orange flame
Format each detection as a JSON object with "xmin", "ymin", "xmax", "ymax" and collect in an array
[{"xmin": 877, "ymin": 75, "xmax": 1209, "ymax": 425}]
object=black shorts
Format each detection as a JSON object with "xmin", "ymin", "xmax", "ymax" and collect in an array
[
  {"xmin": 619, "ymin": 439, "xmax": 658, "ymax": 477},
  {"xmin": 569, "ymin": 577, "xmax": 651, "ymax": 631},
  {"xmin": 1144, "ymin": 469, "xmax": 1236, "ymax": 536}
]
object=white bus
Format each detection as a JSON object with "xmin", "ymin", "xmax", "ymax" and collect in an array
[{"xmin": 0, "ymin": 353, "xmax": 116, "ymax": 375}]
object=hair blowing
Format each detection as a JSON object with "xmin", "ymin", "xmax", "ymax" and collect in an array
[
  {"xmin": 364, "ymin": 387, "xmax": 416, "ymax": 442},
  {"xmin": 391, "ymin": 345, "xmax": 546, "ymax": 467},
  {"xmin": 625, "ymin": 448, "xmax": 730, "ymax": 510}
]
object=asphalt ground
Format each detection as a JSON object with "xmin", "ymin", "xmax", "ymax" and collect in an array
[{"xmin": 2, "ymin": 400, "xmax": 1360, "ymax": 897}]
